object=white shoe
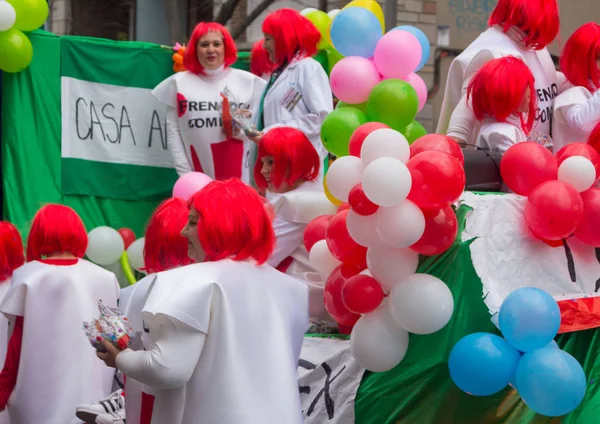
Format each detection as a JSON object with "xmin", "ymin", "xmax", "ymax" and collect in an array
[
  {"xmin": 75, "ymin": 389, "xmax": 125, "ymax": 423},
  {"xmin": 95, "ymin": 409, "xmax": 126, "ymax": 424}
]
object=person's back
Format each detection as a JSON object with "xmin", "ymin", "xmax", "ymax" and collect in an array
[
  {"xmin": 143, "ymin": 259, "xmax": 308, "ymax": 424},
  {"xmin": 2, "ymin": 259, "xmax": 119, "ymax": 424}
]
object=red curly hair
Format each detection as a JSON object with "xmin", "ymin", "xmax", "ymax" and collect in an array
[
  {"xmin": 560, "ymin": 23, "xmax": 600, "ymax": 92},
  {"xmin": 26, "ymin": 204, "xmax": 88, "ymax": 262},
  {"xmin": 184, "ymin": 22, "xmax": 237, "ymax": 75},
  {"xmin": 468, "ymin": 56, "xmax": 537, "ymax": 134},
  {"xmin": 144, "ymin": 198, "xmax": 194, "ymax": 274},
  {"xmin": 190, "ymin": 179, "xmax": 275, "ymax": 265},
  {"xmin": 262, "ymin": 9, "xmax": 320, "ymax": 68},
  {"xmin": 488, "ymin": 0, "xmax": 559, "ymax": 50},
  {"xmin": 0, "ymin": 222, "xmax": 24, "ymax": 281},
  {"xmin": 254, "ymin": 127, "xmax": 320, "ymax": 191}
]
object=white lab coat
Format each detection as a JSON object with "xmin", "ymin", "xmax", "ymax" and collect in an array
[
  {"xmin": 553, "ymin": 86, "xmax": 600, "ymax": 152},
  {"xmin": 259, "ymin": 57, "xmax": 333, "ymax": 175}
]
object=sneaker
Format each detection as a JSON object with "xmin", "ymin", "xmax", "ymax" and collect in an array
[
  {"xmin": 95, "ymin": 409, "xmax": 126, "ymax": 424},
  {"xmin": 75, "ymin": 389, "xmax": 125, "ymax": 423}
]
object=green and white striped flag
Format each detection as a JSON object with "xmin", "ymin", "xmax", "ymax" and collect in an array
[{"xmin": 60, "ymin": 36, "xmax": 178, "ymax": 200}]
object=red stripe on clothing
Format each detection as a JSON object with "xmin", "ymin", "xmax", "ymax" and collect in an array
[
  {"xmin": 38, "ymin": 258, "xmax": 79, "ymax": 266},
  {"xmin": 276, "ymin": 256, "xmax": 294, "ymax": 274},
  {"xmin": 140, "ymin": 392, "xmax": 155, "ymax": 424},
  {"xmin": 0, "ymin": 316, "xmax": 23, "ymax": 409}
]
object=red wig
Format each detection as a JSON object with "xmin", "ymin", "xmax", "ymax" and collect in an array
[
  {"xmin": 262, "ymin": 9, "xmax": 320, "ymax": 67},
  {"xmin": 0, "ymin": 222, "xmax": 24, "ymax": 281},
  {"xmin": 250, "ymin": 40, "xmax": 271, "ymax": 77},
  {"xmin": 190, "ymin": 179, "xmax": 275, "ymax": 264},
  {"xmin": 144, "ymin": 198, "xmax": 194, "ymax": 274},
  {"xmin": 560, "ymin": 23, "xmax": 600, "ymax": 92},
  {"xmin": 184, "ymin": 22, "xmax": 237, "ymax": 75},
  {"xmin": 26, "ymin": 204, "xmax": 88, "ymax": 262},
  {"xmin": 488, "ymin": 0, "xmax": 559, "ymax": 50},
  {"xmin": 588, "ymin": 122, "xmax": 600, "ymax": 154},
  {"xmin": 467, "ymin": 56, "xmax": 537, "ymax": 134},
  {"xmin": 254, "ymin": 127, "xmax": 320, "ymax": 191}
]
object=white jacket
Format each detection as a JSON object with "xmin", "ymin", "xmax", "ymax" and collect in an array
[{"xmin": 553, "ymin": 86, "xmax": 600, "ymax": 152}]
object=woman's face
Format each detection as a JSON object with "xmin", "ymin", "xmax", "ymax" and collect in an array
[
  {"xmin": 197, "ymin": 31, "xmax": 225, "ymax": 70},
  {"xmin": 261, "ymin": 155, "xmax": 291, "ymax": 193},
  {"xmin": 263, "ymin": 33, "xmax": 276, "ymax": 63},
  {"xmin": 180, "ymin": 207, "xmax": 207, "ymax": 262},
  {"xmin": 518, "ymin": 88, "xmax": 531, "ymax": 113}
]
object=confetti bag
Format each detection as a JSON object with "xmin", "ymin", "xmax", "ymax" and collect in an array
[
  {"xmin": 83, "ymin": 300, "xmax": 136, "ymax": 352},
  {"xmin": 220, "ymin": 87, "xmax": 261, "ymax": 138}
]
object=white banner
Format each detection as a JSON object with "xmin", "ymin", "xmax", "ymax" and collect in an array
[
  {"xmin": 61, "ymin": 77, "xmax": 174, "ymax": 168},
  {"xmin": 297, "ymin": 337, "xmax": 365, "ymax": 423}
]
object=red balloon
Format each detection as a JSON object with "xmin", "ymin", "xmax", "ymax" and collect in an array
[
  {"xmin": 407, "ymin": 151, "xmax": 466, "ymax": 209},
  {"xmin": 410, "ymin": 134, "xmax": 465, "ymax": 166},
  {"xmin": 337, "ymin": 202, "xmax": 350, "ymax": 213},
  {"xmin": 348, "ymin": 184, "xmax": 379, "ymax": 216},
  {"xmin": 326, "ymin": 210, "xmax": 368, "ymax": 269},
  {"xmin": 500, "ymin": 142, "xmax": 557, "ymax": 196},
  {"xmin": 118, "ymin": 228, "xmax": 136, "ymax": 249},
  {"xmin": 324, "ymin": 264, "xmax": 361, "ymax": 327},
  {"xmin": 574, "ymin": 188, "xmax": 600, "ymax": 246},
  {"xmin": 341, "ymin": 274, "xmax": 384, "ymax": 314},
  {"xmin": 556, "ymin": 143, "xmax": 600, "ymax": 181},
  {"xmin": 410, "ymin": 206, "xmax": 458, "ymax": 256},
  {"xmin": 348, "ymin": 122, "xmax": 390, "ymax": 157},
  {"xmin": 304, "ymin": 215, "xmax": 333, "ymax": 252},
  {"xmin": 525, "ymin": 180, "xmax": 584, "ymax": 240}
]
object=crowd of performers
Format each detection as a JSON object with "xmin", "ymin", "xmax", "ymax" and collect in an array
[{"xmin": 0, "ymin": 0, "xmax": 598, "ymax": 423}]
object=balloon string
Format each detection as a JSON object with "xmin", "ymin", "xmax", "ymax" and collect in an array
[{"xmin": 120, "ymin": 252, "xmax": 137, "ymax": 286}]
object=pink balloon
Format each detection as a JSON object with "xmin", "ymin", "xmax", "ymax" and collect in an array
[
  {"xmin": 330, "ymin": 56, "xmax": 381, "ymax": 104},
  {"xmin": 173, "ymin": 172, "xmax": 213, "ymax": 201},
  {"xmin": 403, "ymin": 72, "xmax": 427, "ymax": 112},
  {"xmin": 373, "ymin": 30, "xmax": 422, "ymax": 79}
]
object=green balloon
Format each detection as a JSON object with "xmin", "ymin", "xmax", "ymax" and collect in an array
[
  {"xmin": 7, "ymin": 0, "xmax": 49, "ymax": 32},
  {"xmin": 336, "ymin": 100, "xmax": 368, "ymax": 114},
  {"xmin": 367, "ymin": 79, "xmax": 419, "ymax": 132},
  {"xmin": 403, "ymin": 120, "xmax": 428, "ymax": 144},
  {"xmin": 0, "ymin": 28, "xmax": 33, "ymax": 73},
  {"xmin": 321, "ymin": 107, "xmax": 368, "ymax": 157},
  {"xmin": 324, "ymin": 47, "xmax": 344, "ymax": 75}
]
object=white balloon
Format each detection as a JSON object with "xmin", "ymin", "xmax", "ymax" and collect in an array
[
  {"xmin": 0, "ymin": 2, "xmax": 16, "ymax": 31},
  {"xmin": 300, "ymin": 7, "xmax": 318, "ymax": 16},
  {"xmin": 388, "ymin": 274, "xmax": 454, "ymax": 335},
  {"xmin": 327, "ymin": 9, "xmax": 341, "ymax": 19},
  {"xmin": 361, "ymin": 129, "xmax": 410, "ymax": 166},
  {"xmin": 366, "ymin": 245, "xmax": 419, "ymax": 292},
  {"xmin": 351, "ymin": 300, "xmax": 409, "ymax": 372},
  {"xmin": 326, "ymin": 156, "xmax": 364, "ymax": 202},
  {"xmin": 127, "ymin": 237, "xmax": 146, "ymax": 272},
  {"xmin": 362, "ymin": 157, "xmax": 412, "ymax": 207},
  {"xmin": 309, "ymin": 240, "xmax": 341, "ymax": 277},
  {"xmin": 346, "ymin": 210, "xmax": 383, "ymax": 247},
  {"xmin": 86, "ymin": 227, "xmax": 125, "ymax": 266},
  {"xmin": 557, "ymin": 156, "xmax": 596, "ymax": 192},
  {"xmin": 377, "ymin": 200, "xmax": 425, "ymax": 248}
]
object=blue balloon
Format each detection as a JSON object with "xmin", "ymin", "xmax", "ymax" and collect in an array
[
  {"xmin": 330, "ymin": 8, "xmax": 382, "ymax": 58},
  {"xmin": 546, "ymin": 340, "xmax": 559, "ymax": 349},
  {"xmin": 449, "ymin": 333, "xmax": 521, "ymax": 396},
  {"xmin": 499, "ymin": 287, "xmax": 560, "ymax": 352},
  {"xmin": 393, "ymin": 25, "xmax": 430, "ymax": 71},
  {"xmin": 516, "ymin": 348, "xmax": 586, "ymax": 417}
]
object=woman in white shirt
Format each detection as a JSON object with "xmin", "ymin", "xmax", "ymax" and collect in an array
[
  {"xmin": 467, "ymin": 56, "xmax": 536, "ymax": 153},
  {"xmin": 252, "ymin": 9, "xmax": 333, "ymax": 173},
  {"xmin": 553, "ymin": 23, "xmax": 600, "ymax": 152},
  {"xmin": 437, "ymin": 0, "xmax": 561, "ymax": 146},
  {"xmin": 153, "ymin": 22, "xmax": 266, "ymax": 182},
  {"xmin": 97, "ymin": 179, "xmax": 308, "ymax": 424}
]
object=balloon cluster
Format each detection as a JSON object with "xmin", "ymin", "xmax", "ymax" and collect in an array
[
  {"xmin": 449, "ymin": 287, "xmax": 587, "ymax": 417},
  {"xmin": 305, "ymin": 133, "xmax": 465, "ymax": 372},
  {"xmin": 86, "ymin": 226, "xmax": 144, "ymax": 276},
  {"xmin": 172, "ymin": 42, "xmax": 186, "ymax": 73},
  {"xmin": 501, "ymin": 142, "xmax": 600, "ymax": 246},
  {"xmin": 0, "ymin": 0, "xmax": 48, "ymax": 73}
]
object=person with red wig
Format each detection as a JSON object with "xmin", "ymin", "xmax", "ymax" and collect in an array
[
  {"xmin": 250, "ymin": 39, "xmax": 271, "ymax": 81},
  {"xmin": 0, "ymin": 205, "xmax": 119, "ymax": 424},
  {"xmin": 553, "ymin": 23, "xmax": 600, "ymax": 151},
  {"xmin": 76, "ymin": 197, "xmax": 194, "ymax": 424},
  {"xmin": 249, "ymin": 9, "xmax": 333, "ymax": 174},
  {"xmin": 153, "ymin": 22, "xmax": 266, "ymax": 182},
  {"xmin": 468, "ymin": 57, "xmax": 538, "ymax": 153},
  {"xmin": 437, "ymin": 0, "xmax": 563, "ymax": 146},
  {"xmin": 96, "ymin": 179, "xmax": 308, "ymax": 424}
]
